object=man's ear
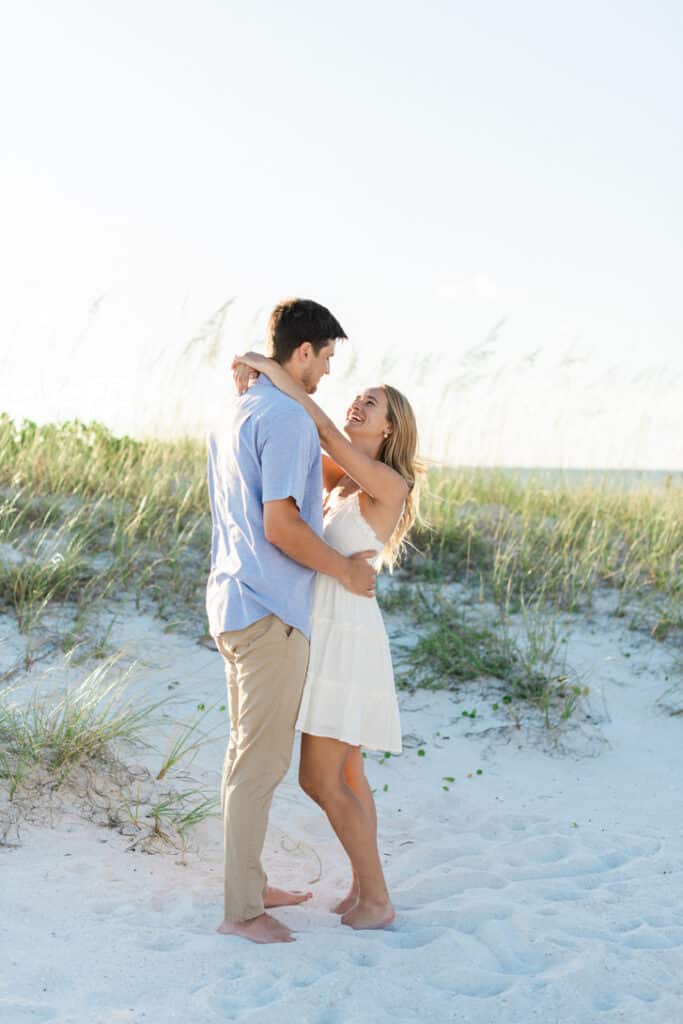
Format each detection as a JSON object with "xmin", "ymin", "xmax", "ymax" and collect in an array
[{"xmin": 296, "ymin": 341, "xmax": 313, "ymax": 362}]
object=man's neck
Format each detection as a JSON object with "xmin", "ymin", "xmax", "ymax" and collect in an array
[{"xmin": 278, "ymin": 360, "xmax": 302, "ymax": 387}]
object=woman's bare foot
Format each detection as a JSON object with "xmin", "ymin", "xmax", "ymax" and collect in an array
[
  {"xmin": 331, "ymin": 886, "xmax": 359, "ymax": 915},
  {"xmin": 341, "ymin": 899, "xmax": 395, "ymax": 930},
  {"xmin": 264, "ymin": 885, "xmax": 313, "ymax": 908},
  {"xmin": 216, "ymin": 912, "xmax": 296, "ymax": 944}
]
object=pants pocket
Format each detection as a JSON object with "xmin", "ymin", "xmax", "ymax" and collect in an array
[{"xmin": 219, "ymin": 614, "xmax": 276, "ymax": 657}]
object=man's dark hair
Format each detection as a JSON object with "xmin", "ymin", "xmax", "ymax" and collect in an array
[{"xmin": 267, "ymin": 298, "xmax": 347, "ymax": 364}]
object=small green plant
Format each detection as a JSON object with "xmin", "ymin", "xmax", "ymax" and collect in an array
[
  {"xmin": 377, "ymin": 583, "xmax": 421, "ymax": 615},
  {"xmin": 148, "ymin": 789, "xmax": 219, "ymax": 843},
  {"xmin": 0, "ymin": 748, "xmax": 27, "ymax": 801},
  {"xmin": 156, "ymin": 704, "xmax": 221, "ymax": 781},
  {"xmin": 397, "ymin": 589, "xmax": 584, "ymax": 726},
  {"xmin": 396, "ymin": 594, "xmax": 517, "ymax": 687},
  {"xmin": 119, "ymin": 784, "xmax": 145, "ymax": 828},
  {"xmin": 0, "ymin": 547, "xmax": 95, "ymax": 633}
]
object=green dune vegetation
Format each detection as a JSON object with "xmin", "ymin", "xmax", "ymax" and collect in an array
[{"xmin": 0, "ymin": 414, "xmax": 681, "ymax": 843}]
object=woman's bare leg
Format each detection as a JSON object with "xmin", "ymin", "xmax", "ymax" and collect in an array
[
  {"xmin": 331, "ymin": 747, "xmax": 377, "ymax": 913},
  {"xmin": 300, "ymin": 734, "xmax": 394, "ymax": 930}
]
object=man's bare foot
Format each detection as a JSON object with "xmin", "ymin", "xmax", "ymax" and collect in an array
[
  {"xmin": 264, "ymin": 885, "xmax": 313, "ymax": 908},
  {"xmin": 331, "ymin": 888, "xmax": 359, "ymax": 915},
  {"xmin": 216, "ymin": 912, "xmax": 296, "ymax": 943},
  {"xmin": 341, "ymin": 899, "xmax": 395, "ymax": 930}
]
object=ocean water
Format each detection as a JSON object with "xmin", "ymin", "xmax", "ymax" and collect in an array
[{"xmin": 480, "ymin": 466, "xmax": 683, "ymax": 491}]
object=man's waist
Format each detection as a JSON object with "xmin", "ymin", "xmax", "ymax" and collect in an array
[{"xmin": 208, "ymin": 563, "xmax": 315, "ymax": 586}]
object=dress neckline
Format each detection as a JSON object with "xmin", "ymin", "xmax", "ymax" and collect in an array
[{"xmin": 324, "ymin": 489, "xmax": 385, "ymax": 548}]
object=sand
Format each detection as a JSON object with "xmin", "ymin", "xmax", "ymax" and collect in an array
[{"xmin": 2, "ymin": 591, "xmax": 682, "ymax": 1024}]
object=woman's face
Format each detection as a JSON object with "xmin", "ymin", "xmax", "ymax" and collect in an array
[{"xmin": 344, "ymin": 387, "xmax": 392, "ymax": 445}]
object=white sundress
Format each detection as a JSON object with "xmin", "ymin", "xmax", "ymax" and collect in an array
[{"xmin": 295, "ymin": 490, "xmax": 402, "ymax": 754}]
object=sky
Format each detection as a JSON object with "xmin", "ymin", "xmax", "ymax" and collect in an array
[{"xmin": 1, "ymin": 0, "xmax": 681, "ymax": 468}]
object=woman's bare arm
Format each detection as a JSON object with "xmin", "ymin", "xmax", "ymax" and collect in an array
[
  {"xmin": 322, "ymin": 454, "xmax": 345, "ymax": 492},
  {"xmin": 232, "ymin": 353, "xmax": 408, "ymax": 504}
]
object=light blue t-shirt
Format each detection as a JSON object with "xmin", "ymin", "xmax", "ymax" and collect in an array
[{"xmin": 206, "ymin": 376, "xmax": 323, "ymax": 640}]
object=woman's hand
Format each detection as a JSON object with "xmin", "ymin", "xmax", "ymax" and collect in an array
[
  {"xmin": 232, "ymin": 362, "xmax": 255, "ymax": 395},
  {"xmin": 231, "ymin": 352, "xmax": 268, "ymax": 395},
  {"xmin": 231, "ymin": 351, "xmax": 269, "ymax": 372}
]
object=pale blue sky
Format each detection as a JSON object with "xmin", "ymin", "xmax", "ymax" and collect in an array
[{"xmin": 1, "ymin": 1, "xmax": 681, "ymax": 467}]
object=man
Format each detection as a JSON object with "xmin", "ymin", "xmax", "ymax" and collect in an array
[{"xmin": 206, "ymin": 298, "xmax": 376, "ymax": 944}]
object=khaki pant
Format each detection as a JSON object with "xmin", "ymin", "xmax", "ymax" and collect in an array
[{"xmin": 216, "ymin": 613, "xmax": 309, "ymax": 922}]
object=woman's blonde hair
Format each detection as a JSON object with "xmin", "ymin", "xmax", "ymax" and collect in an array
[{"xmin": 377, "ymin": 384, "xmax": 425, "ymax": 570}]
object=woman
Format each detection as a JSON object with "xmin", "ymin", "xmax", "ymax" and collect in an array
[{"xmin": 233, "ymin": 351, "xmax": 422, "ymax": 930}]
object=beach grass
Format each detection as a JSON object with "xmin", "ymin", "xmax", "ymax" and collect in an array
[
  {"xmin": 412, "ymin": 465, "xmax": 682, "ymax": 626},
  {"xmin": 390, "ymin": 587, "xmax": 585, "ymax": 725},
  {"xmin": 1, "ymin": 413, "xmax": 681, "ymax": 683},
  {"xmin": 0, "ymin": 656, "xmax": 219, "ymax": 846},
  {"xmin": 0, "ymin": 658, "xmax": 163, "ymax": 782}
]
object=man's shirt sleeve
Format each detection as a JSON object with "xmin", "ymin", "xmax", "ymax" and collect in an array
[{"xmin": 259, "ymin": 410, "xmax": 318, "ymax": 510}]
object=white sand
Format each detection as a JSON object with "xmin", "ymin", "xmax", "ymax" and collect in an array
[{"xmin": 2, "ymin": 594, "xmax": 682, "ymax": 1024}]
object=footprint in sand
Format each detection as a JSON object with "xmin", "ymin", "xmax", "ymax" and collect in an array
[
  {"xmin": 142, "ymin": 933, "xmax": 190, "ymax": 953},
  {"xmin": 449, "ymin": 868, "xmax": 508, "ymax": 893},
  {"xmin": 622, "ymin": 924, "xmax": 683, "ymax": 950},
  {"xmin": 428, "ymin": 966, "xmax": 512, "ymax": 998},
  {"xmin": 208, "ymin": 979, "xmax": 280, "ymax": 1017},
  {"xmin": 371, "ymin": 925, "xmax": 445, "ymax": 950},
  {"xmin": 640, "ymin": 908, "xmax": 683, "ymax": 929},
  {"xmin": 479, "ymin": 920, "xmax": 562, "ymax": 976},
  {"xmin": 346, "ymin": 949, "xmax": 382, "ymax": 968},
  {"xmin": 288, "ymin": 958, "xmax": 341, "ymax": 985},
  {"xmin": 426, "ymin": 901, "xmax": 513, "ymax": 936},
  {"xmin": 307, "ymin": 1011, "xmax": 350, "ymax": 1024},
  {"xmin": 516, "ymin": 834, "xmax": 574, "ymax": 863}
]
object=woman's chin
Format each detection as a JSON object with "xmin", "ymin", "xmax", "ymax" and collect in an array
[{"xmin": 343, "ymin": 422, "xmax": 371, "ymax": 447}]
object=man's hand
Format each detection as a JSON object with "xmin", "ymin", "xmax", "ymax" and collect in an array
[
  {"xmin": 263, "ymin": 500, "xmax": 378, "ymax": 597},
  {"xmin": 341, "ymin": 550, "xmax": 377, "ymax": 597}
]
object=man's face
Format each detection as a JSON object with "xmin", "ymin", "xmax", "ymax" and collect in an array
[{"xmin": 300, "ymin": 340, "xmax": 336, "ymax": 394}]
